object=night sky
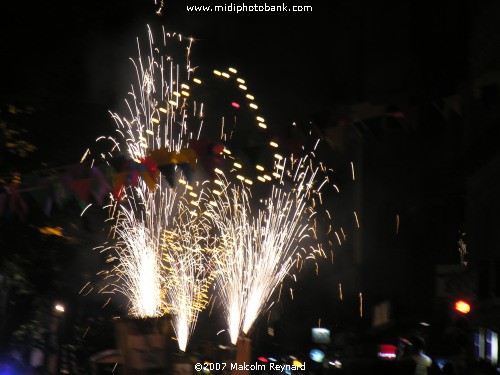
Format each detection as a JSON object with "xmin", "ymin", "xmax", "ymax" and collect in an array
[
  {"xmin": 2, "ymin": 0, "xmax": 498, "ymax": 362},
  {"xmin": 1, "ymin": 0, "xmax": 471, "ymax": 163}
]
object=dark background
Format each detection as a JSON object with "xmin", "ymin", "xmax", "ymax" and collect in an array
[
  {"xmin": 2, "ymin": 0, "xmax": 500, "ymax": 367},
  {"xmin": 0, "ymin": 0, "xmax": 472, "ymax": 162}
]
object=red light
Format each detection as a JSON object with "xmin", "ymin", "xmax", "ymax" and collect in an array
[
  {"xmin": 231, "ymin": 102, "xmax": 240, "ymax": 108},
  {"xmin": 212, "ymin": 143, "xmax": 225, "ymax": 155},
  {"xmin": 454, "ymin": 300, "xmax": 471, "ymax": 314},
  {"xmin": 377, "ymin": 344, "xmax": 397, "ymax": 360},
  {"xmin": 257, "ymin": 357, "xmax": 268, "ymax": 363}
]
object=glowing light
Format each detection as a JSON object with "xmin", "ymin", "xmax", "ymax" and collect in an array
[
  {"xmin": 239, "ymin": 84, "xmax": 248, "ymax": 90},
  {"xmin": 229, "ymin": 67, "xmax": 238, "ymax": 73},
  {"xmin": 54, "ymin": 304, "xmax": 65, "ymax": 313},
  {"xmin": 213, "ymin": 70, "xmax": 222, "ymax": 76},
  {"xmin": 193, "ymin": 78, "xmax": 202, "ymax": 84},
  {"xmin": 249, "ymin": 103, "xmax": 258, "ymax": 109},
  {"xmin": 236, "ymin": 77, "xmax": 245, "ymax": 83},
  {"xmin": 256, "ymin": 165, "xmax": 264, "ymax": 171},
  {"xmin": 256, "ymin": 116, "xmax": 265, "ymax": 122},
  {"xmin": 39, "ymin": 227, "xmax": 64, "ymax": 237},
  {"xmin": 257, "ymin": 176, "xmax": 266, "ymax": 182},
  {"xmin": 454, "ymin": 300, "xmax": 471, "ymax": 314},
  {"xmin": 222, "ymin": 72, "xmax": 230, "ymax": 78},
  {"xmin": 359, "ymin": 292, "xmax": 363, "ymax": 317},
  {"xmin": 274, "ymin": 154, "xmax": 283, "ymax": 160},
  {"xmin": 231, "ymin": 102, "xmax": 241, "ymax": 109},
  {"xmin": 234, "ymin": 162, "xmax": 243, "ymax": 168},
  {"xmin": 246, "ymin": 94, "xmax": 255, "ymax": 100},
  {"xmin": 269, "ymin": 141, "xmax": 278, "ymax": 148},
  {"xmin": 258, "ymin": 123, "xmax": 267, "ymax": 129},
  {"xmin": 354, "ymin": 211, "xmax": 360, "ymax": 228}
]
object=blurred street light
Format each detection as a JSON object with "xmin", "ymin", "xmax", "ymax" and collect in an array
[{"xmin": 54, "ymin": 303, "xmax": 65, "ymax": 314}]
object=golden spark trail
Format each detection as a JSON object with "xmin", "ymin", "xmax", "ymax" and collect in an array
[{"xmin": 205, "ymin": 157, "xmax": 323, "ymax": 344}]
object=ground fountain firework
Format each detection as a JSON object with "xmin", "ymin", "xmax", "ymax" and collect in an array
[
  {"xmin": 205, "ymin": 155, "xmax": 326, "ymax": 344},
  {"xmin": 94, "ymin": 26, "xmax": 214, "ymax": 352}
]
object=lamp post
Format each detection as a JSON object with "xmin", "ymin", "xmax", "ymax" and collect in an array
[{"xmin": 46, "ymin": 302, "xmax": 65, "ymax": 374}]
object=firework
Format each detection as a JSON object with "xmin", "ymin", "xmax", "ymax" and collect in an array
[
  {"xmin": 161, "ymin": 199, "xmax": 213, "ymax": 351},
  {"xmin": 110, "ymin": 180, "xmax": 171, "ymax": 318},
  {"xmin": 99, "ymin": 26, "xmax": 213, "ymax": 352},
  {"xmin": 205, "ymin": 156, "xmax": 322, "ymax": 344},
  {"xmin": 109, "ymin": 26, "xmax": 199, "ymax": 159}
]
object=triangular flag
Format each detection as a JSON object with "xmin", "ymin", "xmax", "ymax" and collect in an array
[
  {"xmin": 112, "ymin": 172, "xmax": 128, "ymax": 200},
  {"xmin": 8, "ymin": 186, "xmax": 28, "ymax": 220},
  {"xmin": 157, "ymin": 164, "xmax": 176, "ymax": 187},
  {"xmin": 30, "ymin": 185, "xmax": 51, "ymax": 216},
  {"xmin": 71, "ymin": 178, "xmax": 93, "ymax": 204},
  {"xmin": 177, "ymin": 163, "xmax": 193, "ymax": 182},
  {"xmin": 109, "ymin": 155, "xmax": 128, "ymax": 172},
  {"xmin": 138, "ymin": 170, "xmax": 156, "ymax": 191},
  {"xmin": 150, "ymin": 148, "xmax": 176, "ymax": 166},
  {"xmin": 52, "ymin": 180, "xmax": 68, "ymax": 209},
  {"xmin": 139, "ymin": 157, "xmax": 160, "ymax": 191},
  {"xmin": 181, "ymin": 148, "xmax": 198, "ymax": 169},
  {"xmin": 90, "ymin": 167, "xmax": 110, "ymax": 205}
]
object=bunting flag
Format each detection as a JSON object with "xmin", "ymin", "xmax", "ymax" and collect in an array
[
  {"xmin": 0, "ymin": 144, "xmax": 218, "ymax": 219},
  {"xmin": 8, "ymin": 185, "xmax": 28, "ymax": 219},
  {"xmin": 30, "ymin": 179, "xmax": 52, "ymax": 217},
  {"xmin": 150, "ymin": 147, "xmax": 197, "ymax": 184},
  {"xmin": 71, "ymin": 178, "xmax": 93, "ymax": 208},
  {"xmin": 156, "ymin": 164, "xmax": 176, "ymax": 187},
  {"xmin": 189, "ymin": 140, "xmax": 225, "ymax": 178},
  {"xmin": 90, "ymin": 167, "xmax": 110, "ymax": 205},
  {"xmin": 112, "ymin": 172, "xmax": 129, "ymax": 200}
]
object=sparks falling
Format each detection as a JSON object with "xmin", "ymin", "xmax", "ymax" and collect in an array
[
  {"xmin": 205, "ymin": 157, "xmax": 323, "ymax": 344},
  {"xmin": 161, "ymin": 200, "xmax": 213, "ymax": 352},
  {"xmin": 101, "ymin": 27, "xmax": 211, "ymax": 352},
  {"xmin": 110, "ymin": 181, "xmax": 173, "ymax": 318}
]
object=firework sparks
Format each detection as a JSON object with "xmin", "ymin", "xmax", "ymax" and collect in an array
[
  {"xmin": 161, "ymin": 200, "xmax": 213, "ymax": 351},
  {"xmin": 110, "ymin": 179, "xmax": 174, "ymax": 318},
  {"xmin": 99, "ymin": 27, "xmax": 212, "ymax": 353},
  {"xmin": 205, "ymin": 157, "xmax": 322, "ymax": 344},
  {"xmin": 109, "ymin": 26, "xmax": 198, "ymax": 159}
]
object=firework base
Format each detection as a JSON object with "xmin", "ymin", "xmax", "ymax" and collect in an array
[
  {"xmin": 231, "ymin": 336, "xmax": 252, "ymax": 375},
  {"xmin": 114, "ymin": 315, "xmax": 175, "ymax": 374}
]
